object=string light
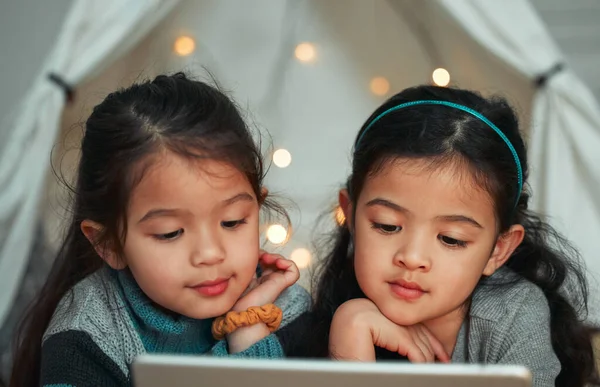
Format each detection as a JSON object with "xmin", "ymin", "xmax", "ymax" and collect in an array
[
  {"xmin": 335, "ymin": 206, "xmax": 346, "ymax": 225},
  {"xmin": 273, "ymin": 149, "xmax": 292, "ymax": 168},
  {"xmin": 174, "ymin": 36, "xmax": 196, "ymax": 56},
  {"xmin": 266, "ymin": 224, "xmax": 288, "ymax": 245},
  {"xmin": 432, "ymin": 68, "xmax": 450, "ymax": 87},
  {"xmin": 290, "ymin": 248, "xmax": 312, "ymax": 269},
  {"xmin": 370, "ymin": 77, "xmax": 390, "ymax": 96},
  {"xmin": 295, "ymin": 43, "xmax": 316, "ymax": 63}
]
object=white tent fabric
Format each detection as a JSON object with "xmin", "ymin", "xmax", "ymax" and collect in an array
[
  {"xmin": 437, "ymin": 0, "xmax": 600, "ymax": 322},
  {"xmin": 0, "ymin": 0, "xmax": 179, "ymax": 327}
]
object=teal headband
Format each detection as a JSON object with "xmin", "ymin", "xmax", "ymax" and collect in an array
[{"xmin": 355, "ymin": 100, "xmax": 523, "ymax": 207}]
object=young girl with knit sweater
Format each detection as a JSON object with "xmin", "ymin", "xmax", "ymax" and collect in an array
[{"xmin": 10, "ymin": 73, "xmax": 310, "ymax": 387}]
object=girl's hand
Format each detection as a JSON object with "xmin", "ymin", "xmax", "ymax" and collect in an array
[
  {"xmin": 226, "ymin": 251, "xmax": 299, "ymax": 353},
  {"xmin": 232, "ymin": 251, "xmax": 299, "ymax": 312},
  {"xmin": 329, "ymin": 298, "xmax": 450, "ymax": 363}
]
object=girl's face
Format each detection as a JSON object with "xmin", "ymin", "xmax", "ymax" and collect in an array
[
  {"xmin": 343, "ymin": 158, "xmax": 523, "ymax": 331},
  {"xmin": 119, "ymin": 151, "xmax": 260, "ymax": 319}
]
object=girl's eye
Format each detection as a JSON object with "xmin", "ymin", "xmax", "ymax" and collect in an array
[
  {"xmin": 221, "ymin": 219, "xmax": 247, "ymax": 230},
  {"xmin": 154, "ymin": 229, "xmax": 184, "ymax": 241},
  {"xmin": 439, "ymin": 235, "xmax": 467, "ymax": 248},
  {"xmin": 371, "ymin": 222, "xmax": 402, "ymax": 234}
]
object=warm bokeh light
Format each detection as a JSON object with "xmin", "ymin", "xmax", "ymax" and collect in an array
[
  {"xmin": 290, "ymin": 248, "xmax": 312, "ymax": 269},
  {"xmin": 266, "ymin": 224, "xmax": 288, "ymax": 244},
  {"xmin": 335, "ymin": 206, "xmax": 346, "ymax": 225},
  {"xmin": 273, "ymin": 149, "xmax": 292, "ymax": 168},
  {"xmin": 432, "ymin": 68, "xmax": 451, "ymax": 87},
  {"xmin": 370, "ymin": 76, "xmax": 390, "ymax": 96},
  {"xmin": 295, "ymin": 43, "xmax": 316, "ymax": 63},
  {"xmin": 174, "ymin": 36, "xmax": 196, "ymax": 56}
]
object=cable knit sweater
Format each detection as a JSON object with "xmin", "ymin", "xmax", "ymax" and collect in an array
[
  {"xmin": 40, "ymin": 267, "xmax": 311, "ymax": 387},
  {"xmin": 280, "ymin": 267, "xmax": 560, "ymax": 387}
]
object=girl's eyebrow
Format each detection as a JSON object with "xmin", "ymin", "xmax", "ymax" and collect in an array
[
  {"xmin": 138, "ymin": 208, "xmax": 190, "ymax": 224},
  {"xmin": 366, "ymin": 197, "xmax": 483, "ymax": 229},
  {"xmin": 221, "ymin": 192, "xmax": 255, "ymax": 207}
]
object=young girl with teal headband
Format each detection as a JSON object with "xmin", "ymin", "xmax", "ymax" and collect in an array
[{"xmin": 280, "ymin": 85, "xmax": 599, "ymax": 387}]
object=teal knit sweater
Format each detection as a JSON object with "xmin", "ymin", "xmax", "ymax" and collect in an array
[{"xmin": 40, "ymin": 267, "xmax": 311, "ymax": 387}]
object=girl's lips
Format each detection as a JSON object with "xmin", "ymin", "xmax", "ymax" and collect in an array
[
  {"xmin": 389, "ymin": 279, "xmax": 426, "ymax": 301},
  {"xmin": 192, "ymin": 277, "xmax": 230, "ymax": 296}
]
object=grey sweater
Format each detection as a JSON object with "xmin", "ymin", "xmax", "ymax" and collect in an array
[
  {"xmin": 281, "ymin": 267, "xmax": 560, "ymax": 387},
  {"xmin": 451, "ymin": 267, "xmax": 560, "ymax": 386},
  {"xmin": 41, "ymin": 267, "xmax": 311, "ymax": 386}
]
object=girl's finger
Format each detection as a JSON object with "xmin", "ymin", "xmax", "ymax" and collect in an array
[
  {"xmin": 412, "ymin": 335, "xmax": 434, "ymax": 362},
  {"xmin": 405, "ymin": 342, "xmax": 427, "ymax": 363},
  {"xmin": 414, "ymin": 326, "xmax": 435, "ymax": 362},
  {"xmin": 421, "ymin": 326, "xmax": 450, "ymax": 363},
  {"xmin": 259, "ymin": 252, "xmax": 283, "ymax": 265},
  {"xmin": 274, "ymin": 257, "xmax": 293, "ymax": 270}
]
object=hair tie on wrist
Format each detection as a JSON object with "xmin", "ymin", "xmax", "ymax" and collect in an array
[{"xmin": 211, "ymin": 304, "xmax": 283, "ymax": 340}]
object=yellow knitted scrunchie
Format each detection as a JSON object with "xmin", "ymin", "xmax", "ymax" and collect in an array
[{"xmin": 211, "ymin": 304, "xmax": 283, "ymax": 340}]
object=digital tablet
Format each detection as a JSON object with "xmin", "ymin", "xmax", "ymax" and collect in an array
[{"xmin": 132, "ymin": 355, "xmax": 532, "ymax": 387}]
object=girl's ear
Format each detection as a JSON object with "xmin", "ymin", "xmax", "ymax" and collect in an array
[
  {"xmin": 339, "ymin": 189, "xmax": 354, "ymax": 233},
  {"xmin": 80, "ymin": 220, "xmax": 126, "ymax": 270},
  {"xmin": 483, "ymin": 224, "xmax": 525, "ymax": 276},
  {"xmin": 259, "ymin": 187, "xmax": 269, "ymax": 204}
]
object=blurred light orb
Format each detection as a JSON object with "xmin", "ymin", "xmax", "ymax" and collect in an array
[
  {"xmin": 432, "ymin": 68, "xmax": 450, "ymax": 87},
  {"xmin": 273, "ymin": 149, "xmax": 292, "ymax": 168},
  {"xmin": 295, "ymin": 43, "xmax": 316, "ymax": 63},
  {"xmin": 174, "ymin": 36, "xmax": 195, "ymax": 56},
  {"xmin": 370, "ymin": 77, "xmax": 390, "ymax": 96},
  {"xmin": 266, "ymin": 224, "xmax": 288, "ymax": 244},
  {"xmin": 290, "ymin": 248, "xmax": 312, "ymax": 269},
  {"xmin": 335, "ymin": 206, "xmax": 346, "ymax": 225}
]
